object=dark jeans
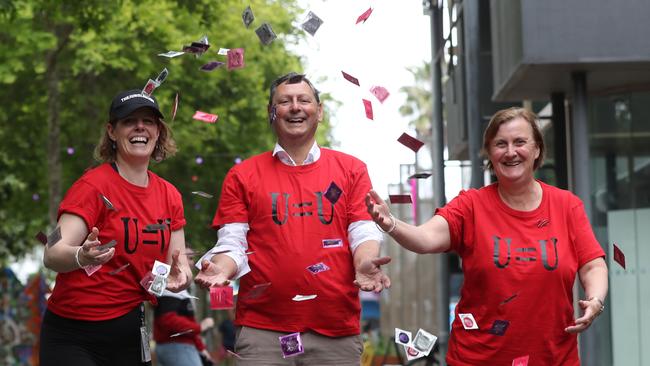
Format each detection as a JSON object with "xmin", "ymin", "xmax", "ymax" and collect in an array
[{"xmin": 40, "ymin": 305, "xmax": 149, "ymax": 366}]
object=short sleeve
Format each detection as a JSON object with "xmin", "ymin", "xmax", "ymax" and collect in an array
[
  {"xmin": 213, "ymin": 168, "xmax": 249, "ymax": 227},
  {"xmin": 568, "ymin": 197, "xmax": 605, "ymax": 267},
  {"xmin": 57, "ymin": 179, "xmax": 103, "ymax": 230},
  {"xmin": 434, "ymin": 190, "xmax": 475, "ymax": 256},
  {"xmin": 169, "ymin": 186, "xmax": 186, "ymax": 231},
  {"xmin": 346, "ymin": 161, "xmax": 373, "ymax": 223}
]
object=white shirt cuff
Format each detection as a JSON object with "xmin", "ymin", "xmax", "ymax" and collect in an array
[
  {"xmin": 348, "ymin": 220, "xmax": 383, "ymax": 253},
  {"xmin": 194, "ymin": 223, "xmax": 251, "ymax": 280},
  {"xmin": 194, "ymin": 248, "xmax": 251, "ymax": 280}
]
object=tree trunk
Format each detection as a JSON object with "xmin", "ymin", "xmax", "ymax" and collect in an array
[{"xmin": 44, "ymin": 24, "xmax": 72, "ymax": 225}]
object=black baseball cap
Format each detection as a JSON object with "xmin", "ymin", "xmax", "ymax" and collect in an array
[{"xmin": 109, "ymin": 89, "xmax": 164, "ymax": 123}]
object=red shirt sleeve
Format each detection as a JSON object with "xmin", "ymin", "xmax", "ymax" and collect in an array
[
  {"xmin": 213, "ymin": 168, "xmax": 248, "ymax": 227},
  {"xmin": 169, "ymin": 185, "xmax": 186, "ymax": 231},
  {"xmin": 568, "ymin": 196, "xmax": 605, "ymax": 267},
  {"xmin": 57, "ymin": 179, "xmax": 103, "ymax": 230},
  {"xmin": 346, "ymin": 161, "xmax": 374, "ymax": 223},
  {"xmin": 435, "ymin": 189, "xmax": 476, "ymax": 256}
]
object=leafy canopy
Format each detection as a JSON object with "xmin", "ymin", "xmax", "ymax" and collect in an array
[{"xmin": 0, "ymin": 0, "xmax": 332, "ymax": 263}]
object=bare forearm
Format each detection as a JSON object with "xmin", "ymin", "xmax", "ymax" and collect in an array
[
  {"xmin": 167, "ymin": 230, "xmax": 193, "ymax": 279},
  {"xmin": 43, "ymin": 244, "xmax": 82, "ymax": 273},
  {"xmin": 353, "ymin": 241, "xmax": 380, "ymax": 269},
  {"xmin": 580, "ymin": 257, "xmax": 608, "ymax": 301},
  {"xmin": 366, "ymin": 190, "xmax": 451, "ymax": 254},
  {"xmin": 386, "ymin": 219, "xmax": 433, "ymax": 254},
  {"xmin": 43, "ymin": 214, "xmax": 89, "ymax": 273},
  {"xmin": 381, "ymin": 215, "xmax": 451, "ymax": 254}
]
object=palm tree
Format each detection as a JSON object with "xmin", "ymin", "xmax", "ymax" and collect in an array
[{"xmin": 399, "ymin": 62, "xmax": 433, "ymax": 137}]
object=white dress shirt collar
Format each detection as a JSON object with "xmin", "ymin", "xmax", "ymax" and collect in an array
[{"xmin": 272, "ymin": 141, "xmax": 321, "ymax": 166}]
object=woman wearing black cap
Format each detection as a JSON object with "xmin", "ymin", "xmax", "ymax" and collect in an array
[{"xmin": 40, "ymin": 89, "xmax": 193, "ymax": 366}]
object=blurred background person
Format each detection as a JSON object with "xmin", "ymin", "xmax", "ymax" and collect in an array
[
  {"xmin": 154, "ymin": 289, "xmax": 214, "ymax": 366},
  {"xmin": 216, "ymin": 308, "xmax": 236, "ymax": 365}
]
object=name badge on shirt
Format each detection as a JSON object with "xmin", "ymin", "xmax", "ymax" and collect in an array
[{"xmin": 322, "ymin": 238, "xmax": 342, "ymax": 248}]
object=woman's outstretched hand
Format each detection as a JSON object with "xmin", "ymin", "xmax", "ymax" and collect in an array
[{"xmin": 366, "ymin": 189, "xmax": 394, "ymax": 232}]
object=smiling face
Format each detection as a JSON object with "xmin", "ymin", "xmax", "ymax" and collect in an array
[
  {"xmin": 269, "ymin": 80, "xmax": 323, "ymax": 147},
  {"xmin": 488, "ymin": 117, "xmax": 540, "ymax": 184},
  {"xmin": 107, "ymin": 107, "xmax": 160, "ymax": 164}
]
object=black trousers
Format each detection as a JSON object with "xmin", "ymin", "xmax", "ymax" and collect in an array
[{"xmin": 40, "ymin": 305, "xmax": 150, "ymax": 366}]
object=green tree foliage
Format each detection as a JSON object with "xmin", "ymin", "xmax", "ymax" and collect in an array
[{"xmin": 0, "ymin": 0, "xmax": 330, "ymax": 263}]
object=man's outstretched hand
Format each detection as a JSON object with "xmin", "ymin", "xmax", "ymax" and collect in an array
[
  {"xmin": 354, "ymin": 256, "xmax": 392, "ymax": 293},
  {"xmin": 195, "ymin": 259, "xmax": 231, "ymax": 289}
]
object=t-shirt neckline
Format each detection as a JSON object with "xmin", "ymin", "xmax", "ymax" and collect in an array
[
  {"xmin": 105, "ymin": 163, "xmax": 152, "ymax": 194},
  {"xmin": 490, "ymin": 180, "xmax": 546, "ymax": 218}
]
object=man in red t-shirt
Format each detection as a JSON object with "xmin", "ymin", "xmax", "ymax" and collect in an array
[{"xmin": 195, "ymin": 72, "xmax": 391, "ymax": 365}]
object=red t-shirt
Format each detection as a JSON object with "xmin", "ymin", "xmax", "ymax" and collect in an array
[
  {"xmin": 48, "ymin": 163, "xmax": 185, "ymax": 321},
  {"xmin": 436, "ymin": 181, "xmax": 605, "ymax": 365},
  {"xmin": 153, "ymin": 312, "xmax": 204, "ymax": 350},
  {"xmin": 153, "ymin": 296, "xmax": 205, "ymax": 351},
  {"xmin": 213, "ymin": 149, "xmax": 373, "ymax": 337}
]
